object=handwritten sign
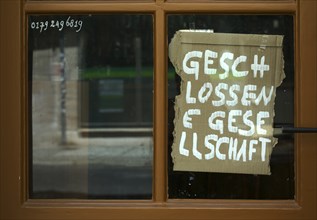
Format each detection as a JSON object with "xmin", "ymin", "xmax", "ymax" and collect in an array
[
  {"xmin": 169, "ymin": 31, "xmax": 285, "ymax": 175},
  {"xmin": 30, "ymin": 16, "xmax": 83, "ymax": 33}
]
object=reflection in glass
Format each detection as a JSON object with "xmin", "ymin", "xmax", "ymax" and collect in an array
[
  {"xmin": 29, "ymin": 14, "xmax": 153, "ymax": 199},
  {"xmin": 168, "ymin": 15, "xmax": 294, "ymax": 199}
]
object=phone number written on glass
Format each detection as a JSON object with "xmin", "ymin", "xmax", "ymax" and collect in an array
[{"xmin": 30, "ymin": 16, "xmax": 83, "ymax": 33}]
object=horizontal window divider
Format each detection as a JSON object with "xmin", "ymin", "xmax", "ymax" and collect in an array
[
  {"xmin": 22, "ymin": 199, "xmax": 302, "ymax": 206},
  {"xmin": 21, "ymin": 199, "xmax": 303, "ymax": 219},
  {"xmin": 166, "ymin": 0, "xmax": 295, "ymax": 2},
  {"xmin": 24, "ymin": 2, "xmax": 158, "ymax": 13},
  {"xmin": 23, "ymin": 199, "xmax": 301, "ymax": 209},
  {"xmin": 24, "ymin": 1, "xmax": 296, "ymax": 13},
  {"xmin": 163, "ymin": 2, "xmax": 296, "ymax": 13},
  {"xmin": 166, "ymin": 199, "xmax": 301, "ymax": 210},
  {"xmin": 23, "ymin": 199, "xmax": 161, "ymax": 208}
]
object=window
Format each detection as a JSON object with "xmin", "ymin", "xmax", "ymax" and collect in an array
[
  {"xmin": 0, "ymin": 0, "xmax": 316, "ymax": 220},
  {"xmin": 167, "ymin": 15, "xmax": 295, "ymax": 200},
  {"xmin": 29, "ymin": 14, "xmax": 154, "ymax": 200}
]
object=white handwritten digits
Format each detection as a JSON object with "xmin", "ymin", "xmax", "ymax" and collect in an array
[
  {"xmin": 66, "ymin": 16, "xmax": 83, "ymax": 32},
  {"xmin": 30, "ymin": 21, "xmax": 49, "ymax": 33},
  {"xmin": 76, "ymin": 20, "xmax": 83, "ymax": 32},
  {"xmin": 30, "ymin": 16, "xmax": 83, "ymax": 33}
]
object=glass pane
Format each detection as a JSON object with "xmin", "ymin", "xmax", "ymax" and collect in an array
[
  {"xmin": 29, "ymin": 14, "xmax": 153, "ymax": 199},
  {"xmin": 168, "ymin": 15, "xmax": 294, "ymax": 199}
]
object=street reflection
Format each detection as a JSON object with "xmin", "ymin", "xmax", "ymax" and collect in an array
[{"xmin": 29, "ymin": 14, "xmax": 153, "ymax": 199}]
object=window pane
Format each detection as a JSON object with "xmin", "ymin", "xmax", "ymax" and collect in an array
[
  {"xmin": 168, "ymin": 15, "xmax": 294, "ymax": 199},
  {"xmin": 29, "ymin": 14, "xmax": 153, "ymax": 199}
]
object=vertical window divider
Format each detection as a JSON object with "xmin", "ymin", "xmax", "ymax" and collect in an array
[{"xmin": 153, "ymin": 7, "xmax": 167, "ymax": 203}]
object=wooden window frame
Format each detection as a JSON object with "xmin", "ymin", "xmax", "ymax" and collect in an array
[{"xmin": 0, "ymin": 0, "xmax": 316, "ymax": 219}]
